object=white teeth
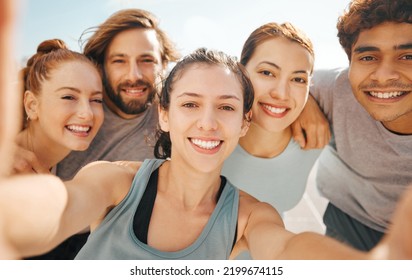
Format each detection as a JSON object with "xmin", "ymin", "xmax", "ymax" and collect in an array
[
  {"xmin": 262, "ymin": 104, "xmax": 287, "ymax": 114},
  {"xmin": 125, "ymin": 89, "xmax": 144, "ymax": 94},
  {"xmin": 369, "ymin": 91, "xmax": 404, "ymax": 99},
  {"xmin": 67, "ymin": 125, "xmax": 90, "ymax": 133},
  {"xmin": 191, "ymin": 139, "xmax": 220, "ymax": 150}
]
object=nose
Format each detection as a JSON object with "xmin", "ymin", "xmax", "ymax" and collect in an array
[
  {"xmin": 269, "ymin": 78, "xmax": 289, "ymax": 100},
  {"xmin": 370, "ymin": 59, "xmax": 400, "ymax": 84},
  {"xmin": 126, "ymin": 62, "xmax": 143, "ymax": 82},
  {"xmin": 197, "ymin": 107, "xmax": 218, "ymax": 131},
  {"xmin": 77, "ymin": 99, "xmax": 93, "ymax": 120}
]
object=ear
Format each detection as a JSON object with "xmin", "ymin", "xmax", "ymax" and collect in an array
[
  {"xmin": 240, "ymin": 111, "xmax": 252, "ymax": 137},
  {"xmin": 158, "ymin": 104, "xmax": 170, "ymax": 132},
  {"xmin": 24, "ymin": 90, "xmax": 39, "ymax": 121}
]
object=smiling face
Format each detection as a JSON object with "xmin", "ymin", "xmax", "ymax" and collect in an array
[
  {"xmin": 27, "ymin": 61, "xmax": 103, "ymax": 152},
  {"xmin": 159, "ymin": 64, "xmax": 249, "ymax": 173},
  {"xmin": 245, "ymin": 37, "xmax": 313, "ymax": 133},
  {"xmin": 103, "ymin": 28, "xmax": 164, "ymax": 119},
  {"xmin": 348, "ymin": 22, "xmax": 412, "ymax": 134}
]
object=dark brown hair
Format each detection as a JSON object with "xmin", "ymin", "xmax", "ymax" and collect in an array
[
  {"xmin": 154, "ymin": 48, "xmax": 254, "ymax": 159},
  {"xmin": 337, "ymin": 0, "xmax": 412, "ymax": 60},
  {"xmin": 241, "ymin": 22, "xmax": 314, "ymax": 73}
]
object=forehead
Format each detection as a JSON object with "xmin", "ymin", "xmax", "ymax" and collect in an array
[
  {"xmin": 43, "ymin": 61, "xmax": 101, "ymax": 88},
  {"xmin": 172, "ymin": 64, "xmax": 243, "ymax": 99},
  {"xmin": 249, "ymin": 37, "xmax": 313, "ymax": 70},
  {"xmin": 106, "ymin": 28, "xmax": 162, "ymax": 59},
  {"xmin": 353, "ymin": 22, "xmax": 412, "ymax": 52},
  {"xmin": 48, "ymin": 61, "xmax": 97, "ymax": 78}
]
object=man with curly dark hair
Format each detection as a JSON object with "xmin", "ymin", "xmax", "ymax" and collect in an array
[{"xmin": 295, "ymin": 0, "xmax": 412, "ymax": 251}]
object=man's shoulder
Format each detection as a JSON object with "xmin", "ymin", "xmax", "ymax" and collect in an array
[{"xmin": 314, "ymin": 67, "xmax": 349, "ymax": 83}]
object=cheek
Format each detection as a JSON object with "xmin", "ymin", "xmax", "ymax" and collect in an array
[
  {"xmin": 226, "ymin": 116, "xmax": 246, "ymax": 134},
  {"xmin": 348, "ymin": 65, "xmax": 363, "ymax": 88},
  {"xmin": 145, "ymin": 68, "xmax": 159, "ymax": 84},
  {"xmin": 43, "ymin": 102, "xmax": 74, "ymax": 121},
  {"xmin": 105, "ymin": 66, "xmax": 122, "ymax": 85},
  {"xmin": 250, "ymin": 80, "xmax": 266, "ymax": 99},
  {"xmin": 92, "ymin": 106, "xmax": 104, "ymax": 124},
  {"xmin": 295, "ymin": 92, "xmax": 308, "ymax": 110}
]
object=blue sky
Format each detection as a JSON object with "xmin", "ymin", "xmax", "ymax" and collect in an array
[{"xmin": 16, "ymin": 0, "xmax": 351, "ymax": 69}]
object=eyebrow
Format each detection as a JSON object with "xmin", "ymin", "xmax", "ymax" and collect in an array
[
  {"xmin": 395, "ymin": 43, "xmax": 412, "ymax": 50},
  {"xmin": 354, "ymin": 43, "xmax": 412, "ymax": 53},
  {"xmin": 107, "ymin": 53, "xmax": 126, "ymax": 59},
  {"xmin": 56, "ymin": 87, "xmax": 102, "ymax": 95},
  {"xmin": 57, "ymin": 86, "xmax": 80, "ymax": 93},
  {"xmin": 259, "ymin": 61, "xmax": 309, "ymax": 74},
  {"xmin": 177, "ymin": 92, "xmax": 241, "ymax": 101},
  {"xmin": 107, "ymin": 53, "xmax": 156, "ymax": 59},
  {"xmin": 353, "ymin": 46, "xmax": 379, "ymax": 54}
]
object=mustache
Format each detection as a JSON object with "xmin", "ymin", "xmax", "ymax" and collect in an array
[
  {"xmin": 118, "ymin": 79, "xmax": 152, "ymax": 89},
  {"xmin": 360, "ymin": 81, "xmax": 412, "ymax": 90}
]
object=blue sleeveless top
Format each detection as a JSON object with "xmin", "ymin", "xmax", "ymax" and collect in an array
[{"xmin": 75, "ymin": 158, "xmax": 239, "ymax": 260}]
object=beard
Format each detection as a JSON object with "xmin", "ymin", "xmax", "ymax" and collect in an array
[{"xmin": 103, "ymin": 73, "xmax": 157, "ymax": 115}]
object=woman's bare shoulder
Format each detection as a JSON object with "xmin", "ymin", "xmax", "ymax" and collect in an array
[
  {"xmin": 237, "ymin": 190, "xmax": 284, "ymax": 233},
  {"xmin": 74, "ymin": 160, "xmax": 143, "ymax": 179}
]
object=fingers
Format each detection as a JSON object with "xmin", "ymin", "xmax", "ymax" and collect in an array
[
  {"xmin": 12, "ymin": 146, "xmax": 50, "ymax": 174},
  {"xmin": 303, "ymin": 121, "xmax": 331, "ymax": 150},
  {"xmin": 291, "ymin": 119, "xmax": 331, "ymax": 150},
  {"xmin": 291, "ymin": 121, "xmax": 306, "ymax": 149},
  {"xmin": 371, "ymin": 186, "xmax": 412, "ymax": 259},
  {"xmin": 291, "ymin": 95, "xmax": 331, "ymax": 150}
]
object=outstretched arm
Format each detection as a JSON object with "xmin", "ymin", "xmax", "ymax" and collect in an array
[
  {"xmin": 291, "ymin": 95, "xmax": 331, "ymax": 150},
  {"xmin": 242, "ymin": 201, "xmax": 365, "ymax": 259},
  {"xmin": 0, "ymin": 161, "xmax": 135, "ymax": 259},
  {"xmin": 0, "ymin": 174, "xmax": 68, "ymax": 259},
  {"xmin": 243, "ymin": 186, "xmax": 412, "ymax": 260},
  {"xmin": 370, "ymin": 186, "xmax": 412, "ymax": 259}
]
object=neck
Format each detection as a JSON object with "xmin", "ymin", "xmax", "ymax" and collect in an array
[
  {"xmin": 158, "ymin": 160, "xmax": 222, "ymax": 210},
  {"xmin": 382, "ymin": 114, "xmax": 412, "ymax": 135},
  {"xmin": 20, "ymin": 126, "xmax": 71, "ymax": 170},
  {"xmin": 239, "ymin": 122, "xmax": 292, "ymax": 158},
  {"xmin": 103, "ymin": 96, "xmax": 144, "ymax": 120}
]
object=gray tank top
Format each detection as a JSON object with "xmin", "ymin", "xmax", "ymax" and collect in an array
[{"xmin": 75, "ymin": 158, "xmax": 239, "ymax": 260}]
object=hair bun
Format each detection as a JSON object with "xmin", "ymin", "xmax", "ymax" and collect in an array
[
  {"xmin": 36, "ymin": 39, "xmax": 68, "ymax": 55},
  {"xmin": 26, "ymin": 39, "xmax": 68, "ymax": 68}
]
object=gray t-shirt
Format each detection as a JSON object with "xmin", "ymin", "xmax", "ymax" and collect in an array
[
  {"xmin": 56, "ymin": 103, "xmax": 158, "ymax": 180},
  {"xmin": 311, "ymin": 67, "xmax": 412, "ymax": 232}
]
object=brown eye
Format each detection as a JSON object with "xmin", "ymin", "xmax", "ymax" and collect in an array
[
  {"xmin": 183, "ymin": 102, "xmax": 198, "ymax": 108},
  {"xmin": 260, "ymin": 70, "xmax": 273, "ymax": 76},
  {"xmin": 293, "ymin": 77, "xmax": 307, "ymax": 84},
  {"xmin": 220, "ymin": 105, "xmax": 235, "ymax": 111},
  {"xmin": 62, "ymin": 95, "xmax": 75, "ymax": 100}
]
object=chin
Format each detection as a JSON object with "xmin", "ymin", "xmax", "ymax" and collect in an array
[{"xmin": 71, "ymin": 142, "xmax": 92, "ymax": 151}]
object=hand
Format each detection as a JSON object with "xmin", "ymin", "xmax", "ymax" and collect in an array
[
  {"xmin": 291, "ymin": 95, "xmax": 331, "ymax": 150},
  {"xmin": 371, "ymin": 186, "xmax": 412, "ymax": 259},
  {"xmin": 12, "ymin": 145, "xmax": 50, "ymax": 174}
]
